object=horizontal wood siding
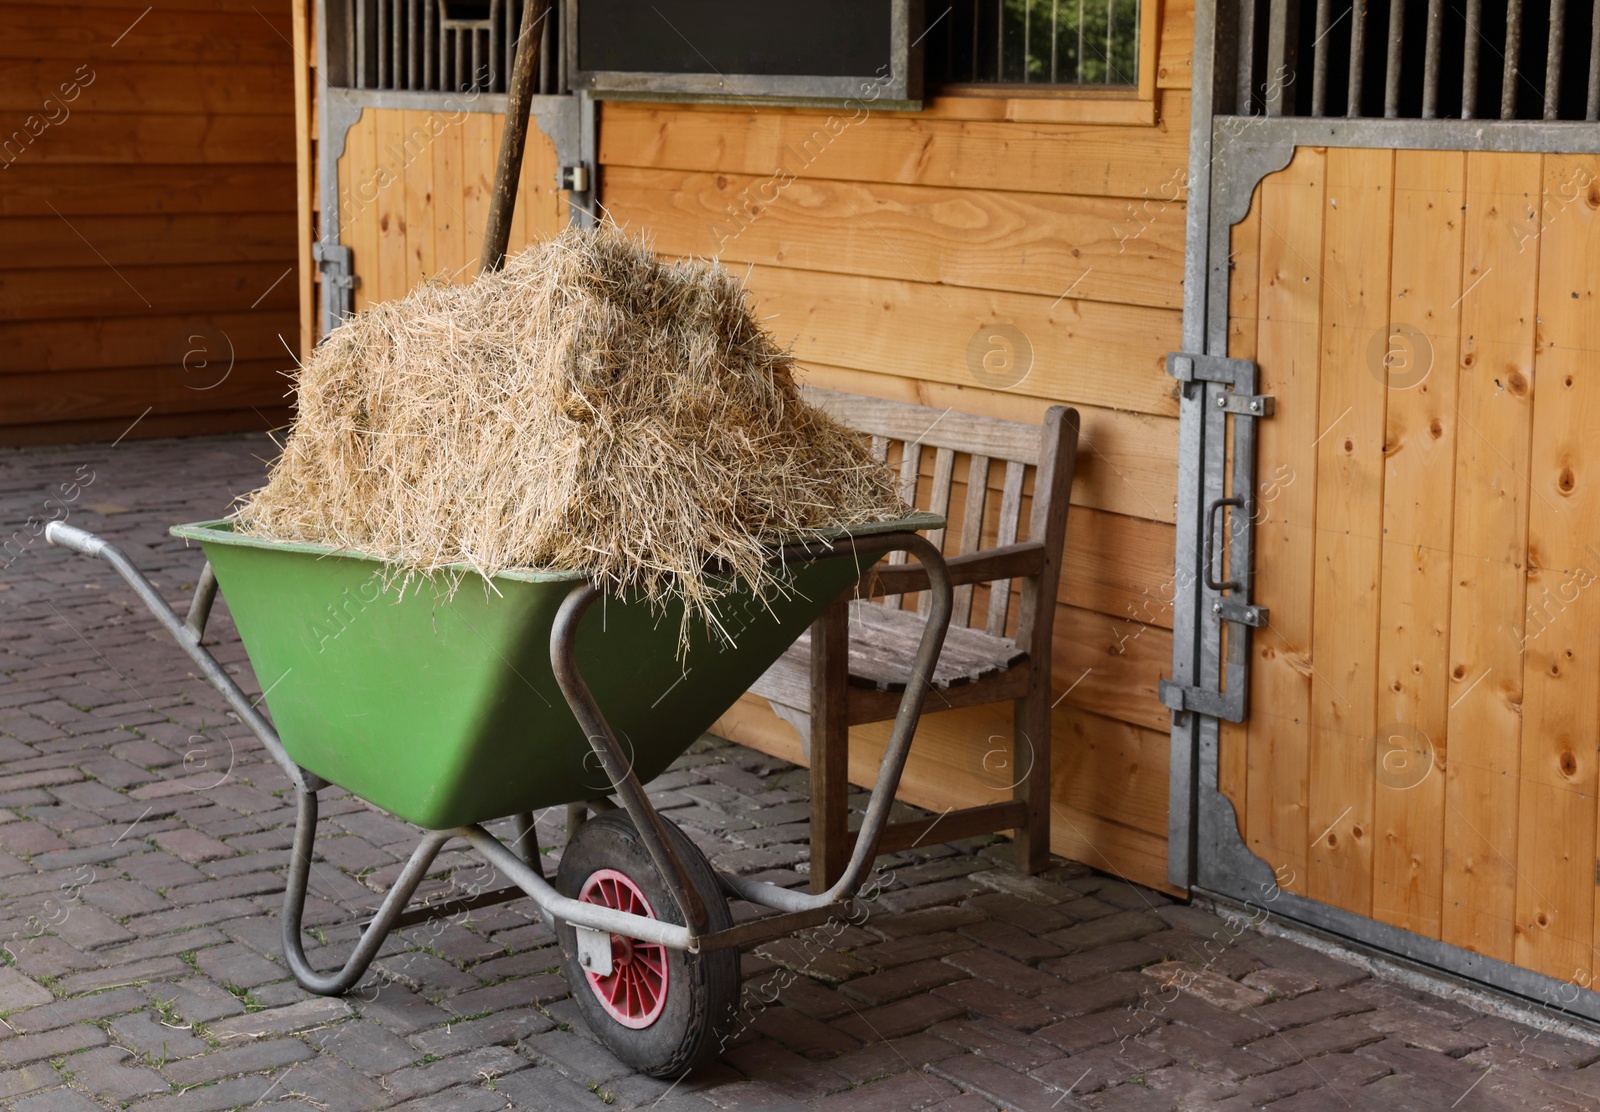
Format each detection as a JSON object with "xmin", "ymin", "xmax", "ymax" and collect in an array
[
  {"xmin": 599, "ymin": 17, "xmax": 1192, "ymax": 891},
  {"xmin": 0, "ymin": 1, "xmax": 298, "ymax": 444}
]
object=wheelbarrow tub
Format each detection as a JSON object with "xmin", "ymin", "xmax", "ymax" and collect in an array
[{"xmin": 170, "ymin": 516, "xmax": 938, "ymax": 830}]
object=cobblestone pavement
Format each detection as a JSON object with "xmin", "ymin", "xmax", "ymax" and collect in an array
[{"xmin": 1, "ymin": 434, "xmax": 1598, "ymax": 1112}]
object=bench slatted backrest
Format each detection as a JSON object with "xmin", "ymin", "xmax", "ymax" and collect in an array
[{"xmin": 803, "ymin": 387, "xmax": 1042, "ymax": 638}]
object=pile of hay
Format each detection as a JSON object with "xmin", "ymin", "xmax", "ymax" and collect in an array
[{"xmin": 235, "ymin": 224, "xmax": 904, "ymax": 643}]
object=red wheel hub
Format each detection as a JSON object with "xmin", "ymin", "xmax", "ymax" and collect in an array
[{"xmin": 577, "ymin": 868, "xmax": 669, "ymax": 1029}]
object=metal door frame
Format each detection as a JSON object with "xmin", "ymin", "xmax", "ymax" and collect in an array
[
  {"xmin": 312, "ymin": 0, "xmax": 596, "ymax": 336},
  {"xmin": 1170, "ymin": 0, "xmax": 1600, "ymax": 1025}
]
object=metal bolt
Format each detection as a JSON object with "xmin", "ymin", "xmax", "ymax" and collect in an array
[
  {"xmin": 1248, "ymin": 608, "xmax": 1258, "ymax": 621},
  {"xmin": 1249, "ymin": 400, "xmax": 1260, "ymax": 412},
  {"xmin": 1216, "ymin": 396, "xmax": 1227, "ymax": 408},
  {"xmin": 1212, "ymin": 601, "xmax": 1222, "ymax": 614}
]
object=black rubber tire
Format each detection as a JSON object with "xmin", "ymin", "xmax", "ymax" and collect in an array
[{"xmin": 554, "ymin": 810, "xmax": 739, "ymax": 1078}]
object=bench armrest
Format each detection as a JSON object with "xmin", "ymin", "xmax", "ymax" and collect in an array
[{"xmin": 862, "ymin": 541, "xmax": 1045, "ymax": 597}]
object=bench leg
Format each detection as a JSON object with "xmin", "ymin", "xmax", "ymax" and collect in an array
[
  {"xmin": 810, "ymin": 597, "xmax": 851, "ymax": 893},
  {"xmin": 1013, "ymin": 684, "xmax": 1052, "ymax": 874}
]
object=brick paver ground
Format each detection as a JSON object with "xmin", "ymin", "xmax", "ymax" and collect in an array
[{"xmin": 1, "ymin": 433, "xmax": 1597, "ymax": 1111}]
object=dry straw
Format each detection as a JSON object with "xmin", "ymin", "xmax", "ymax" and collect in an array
[{"xmin": 236, "ymin": 225, "xmax": 905, "ymax": 645}]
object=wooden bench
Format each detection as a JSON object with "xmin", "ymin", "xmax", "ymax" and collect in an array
[{"xmin": 751, "ymin": 388, "xmax": 1080, "ymax": 890}]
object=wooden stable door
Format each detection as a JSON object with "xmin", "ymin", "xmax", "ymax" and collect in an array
[
  {"xmin": 1221, "ymin": 146, "xmax": 1600, "ymax": 984},
  {"xmin": 336, "ymin": 106, "xmax": 567, "ymax": 312}
]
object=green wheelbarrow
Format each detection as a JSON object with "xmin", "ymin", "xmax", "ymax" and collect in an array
[{"xmin": 45, "ymin": 515, "xmax": 952, "ymax": 1077}]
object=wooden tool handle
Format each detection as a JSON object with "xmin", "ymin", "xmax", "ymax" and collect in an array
[{"xmin": 479, "ymin": 0, "xmax": 553, "ymax": 275}]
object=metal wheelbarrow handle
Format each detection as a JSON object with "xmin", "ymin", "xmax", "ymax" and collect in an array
[{"xmin": 44, "ymin": 521, "xmax": 318, "ymax": 794}]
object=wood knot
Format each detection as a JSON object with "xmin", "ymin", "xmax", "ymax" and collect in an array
[
  {"xmin": 1429, "ymin": 419, "xmax": 1444, "ymax": 439},
  {"xmin": 1559, "ymin": 467, "xmax": 1576, "ymax": 494},
  {"xmin": 1453, "ymin": 664, "xmax": 1467, "ymax": 680},
  {"xmin": 1506, "ymin": 370, "xmax": 1529, "ymax": 396},
  {"xmin": 1560, "ymin": 751, "xmax": 1579, "ymax": 777}
]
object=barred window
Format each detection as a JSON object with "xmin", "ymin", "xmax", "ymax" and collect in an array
[
  {"xmin": 921, "ymin": 0, "xmax": 1143, "ymax": 89},
  {"xmin": 330, "ymin": 0, "xmax": 559, "ymax": 95},
  {"xmin": 1229, "ymin": 0, "xmax": 1599, "ymax": 120}
]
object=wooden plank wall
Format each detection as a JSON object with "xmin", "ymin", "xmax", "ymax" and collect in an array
[
  {"xmin": 0, "ymin": 0, "xmax": 299, "ymax": 445},
  {"xmin": 334, "ymin": 107, "xmax": 566, "ymax": 308},
  {"xmin": 1226, "ymin": 148, "xmax": 1600, "ymax": 983},
  {"xmin": 599, "ymin": 0, "xmax": 1195, "ymax": 891}
]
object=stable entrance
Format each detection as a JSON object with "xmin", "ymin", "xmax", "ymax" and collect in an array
[{"xmin": 1167, "ymin": 0, "xmax": 1600, "ymax": 1019}]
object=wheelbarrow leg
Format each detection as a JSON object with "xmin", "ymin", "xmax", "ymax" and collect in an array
[
  {"xmin": 282, "ymin": 789, "xmax": 451, "ymax": 996},
  {"xmin": 509, "ymin": 811, "xmax": 540, "ymax": 870}
]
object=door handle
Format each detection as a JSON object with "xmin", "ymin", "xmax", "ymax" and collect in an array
[{"xmin": 1204, "ymin": 496, "xmax": 1244, "ymax": 593}]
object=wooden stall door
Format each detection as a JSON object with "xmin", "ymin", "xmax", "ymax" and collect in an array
[
  {"xmin": 1221, "ymin": 146, "xmax": 1600, "ymax": 983},
  {"xmin": 335, "ymin": 107, "xmax": 567, "ymax": 310}
]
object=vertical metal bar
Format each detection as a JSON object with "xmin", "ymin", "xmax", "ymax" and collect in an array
[
  {"xmin": 408, "ymin": 0, "xmax": 418, "ymax": 89},
  {"xmin": 344, "ymin": 0, "xmax": 357, "ymax": 88},
  {"xmin": 1422, "ymin": 0, "xmax": 1442, "ymax": 116},
  {"xmin": 1132, "ymin": 0, "xmax": 1141, "ymax": 83},
  {"xmin": 1023, "ymin": 0, "xmax": 1031, "ymax": 81},
  {"xmin": 1348, "ymin": 0, "xmax": 1367, "ymax": 115},
  {"xmin": 500, "ymin": 0, "xmax": 512, "ymax": 92},
  {"xmin": 351, "ymin": 0, "xmax": 364, "ymax": 87},
  {"xmin": 998, "ymin": 0, "xmax": 1006, "ymax": 80},
  {"xmin": 1265, "ymin": 0, "xmax": 1300, "ymax": 116},
  {"xmin": 1311, "ymin": 0, "xmax": 1331, "ymax": 114},
  {"xmin": 1545, "ymin": 0, "xmax": 1566, "ymax": 118},
  {"xmin": 1238, "ymin": 0, "xmax": 1260, "ymax": 113},
  {"xmin": 1384, "ymin": 0, "xmax": 1405, "ymax": 116},
  {"xmin": 1169, "ymin": 0, "xmax": 1236, "ymax": 892},
  {"xmin": 377, "ymin": 0, "xmax": 388, "ymax": 88},
  {"xmin": 1502, "ymin": 0, "xmax": 1522, "ymax": 118},
  {"xmin": 425, "ymin": 0, "xmax": 435, "ymax": 90},
  {"xmin": 1462, "ymin": 0, "xmax": 1481, "ymax": 116},
  {"xmin": 1051, "ymin": 0, "xmax": 1059, "ymax": 80},
  {"xmin": 1589, "ymin": 0, "xmax": 1600, "ymax": 118},
  {"xmin": 1077, "ymin": 0, "xmax": 1086, "ymax": 80},
  {"xmin": 1105, "ymin": 0, "xmax": 1114, "ymax": 82},
  {"xmin": 540, "ymin": 5, "xmax": 553, "ymax": 94}
]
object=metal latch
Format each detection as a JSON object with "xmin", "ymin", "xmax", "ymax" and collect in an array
[
  {"xmin": 312, "ymin": 242, "xmax": 359, "ymax": 320},
  {"xmin": 558, "ymin": 164, "xmax": 591, "ymax": 192},
  {"xmin": 1159, "ymin": 350, "xmax": 1273, "ymax": 725}
]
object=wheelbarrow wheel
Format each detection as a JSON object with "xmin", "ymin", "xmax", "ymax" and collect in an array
[{"xmin": 555, "ymin": 810, "xmax": 738, "ymax": 1078}]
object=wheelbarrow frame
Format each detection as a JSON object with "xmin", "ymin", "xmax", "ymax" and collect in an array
[{"xmin": 44, "ymin": 520, "xmax": 952, "ymax": 996}]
